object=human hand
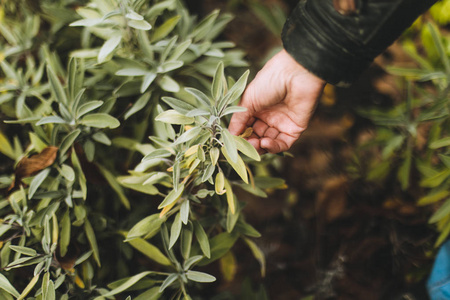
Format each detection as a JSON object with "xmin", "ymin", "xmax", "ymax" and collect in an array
[{"xmin": 228, "ymin": 49, "xmax": 326, "ymax": 154}]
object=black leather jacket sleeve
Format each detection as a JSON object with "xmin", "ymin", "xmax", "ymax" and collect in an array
[{"xmin": 282, "ymin": 0, "xmax": 437, "ymax": 86}]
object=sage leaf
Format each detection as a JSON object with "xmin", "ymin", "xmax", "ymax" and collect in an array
[
  {"xmin": 98, "ymin": 34, "xmax": 122, "ymax": 63},
  {"xmin": 79, "ymin": 113, "xmax": 120, "ymax": 129},
  {"xmin": 158, "ymin": 184, "xmax": 184, "ymax": 209},
  {"xmin": 156, "ymin": 110, "xmax": 195, "ymax": 125},
  {"xmin": 76, "ymin": 100, "xmax": 103, "ymax": 118},
  {"xmin": 186, "ymin": 270, "xmax": 216, "ymax": 283}
]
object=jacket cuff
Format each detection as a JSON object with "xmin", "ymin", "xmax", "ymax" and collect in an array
[
  {"xmin": 282, "ymin": 1, "xmax": 372, "ymax": 86},
  {"xmin": 282, "ymin": 0, "xmax": 435, "ymax": 86}
]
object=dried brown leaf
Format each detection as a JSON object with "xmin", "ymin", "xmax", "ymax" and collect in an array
[{"xmin": 9, "ymin": 146, "xmax": 58, "ymax": 191}]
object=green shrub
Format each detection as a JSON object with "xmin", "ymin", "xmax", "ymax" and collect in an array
[
  {"xmin": 355, "ymin": 22, "xmax": 450, "ymax": 246},
  {"xmin": 0, "ymin": 0, "xmax": 280, "ymax": 299}
]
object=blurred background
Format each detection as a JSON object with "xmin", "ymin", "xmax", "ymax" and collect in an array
[{"xmin": 185, "ymin": 1, "xmax": 450, "ymax": 299}]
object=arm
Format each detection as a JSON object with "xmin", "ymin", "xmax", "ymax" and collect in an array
[{"xmin": 229, "ymin": 0, "xmax": 437, "ymax": 154}]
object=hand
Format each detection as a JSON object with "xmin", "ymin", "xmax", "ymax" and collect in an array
[{"xmin": 228, "ymin": 49, "xmax": 326, "ymax": 154}]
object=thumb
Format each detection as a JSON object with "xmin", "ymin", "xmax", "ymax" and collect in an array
[{"xmin": 228, "ymin": 88, "xmax": 256, "ymax": 136}]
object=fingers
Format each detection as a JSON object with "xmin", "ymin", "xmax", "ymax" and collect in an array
[
  {"xmin": 260, "ymin": 132, "xmax": 297, "ymax": 153},
  {"xmin": 246, "ymin": 125, "xmax": 297, "ymax": 154}
]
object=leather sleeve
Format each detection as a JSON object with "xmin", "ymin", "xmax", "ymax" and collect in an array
[{"xmin": 281, "ymin": 0, "xmax": 437, "ymax": 86}]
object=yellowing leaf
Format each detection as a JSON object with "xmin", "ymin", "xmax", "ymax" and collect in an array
[
  {"xmin": 185, "ymin": 145, "xmax": 199, "ymax": 157},
  {"xmin": 224, "ymin": 179, "xmax": 235, "ymax": 214},
  {"xmin": 74, "ymin": 275, "xmax": 85, "ymax": 289},
  {"xmin": 221, "ymin": 147, "xmax": 248, "ymax": 184},
  {"xmin": 219, "ymin": 251, "xmax": 237, "ymax": 282},
  {"xmin": 215, "ymin": 172, "xmax": 225, "ymax": 195},
  {"xmin": 243, "ymin": 238, "xmax": 266, "ymax": 277}
]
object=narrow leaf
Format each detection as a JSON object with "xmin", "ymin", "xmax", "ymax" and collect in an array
[
  {"xmin": 186, "ymin": 270, "xmax": 216, "ymax": 283},
  {"xmin": 98, "ymin": 34, "xmax": 122, "ymax": 63},
  {"xmin": 79, "ymin": 113, "xmax": 120, "ymax": 129}
]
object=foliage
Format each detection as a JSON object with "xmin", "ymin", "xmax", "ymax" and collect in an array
[
  {"xmin": 0, "ymin": 0, "xmax": 281, "ymax": 299},
  {"xmin": 354, "ymin": 21, "xmax": 450, "ymax": 246}
]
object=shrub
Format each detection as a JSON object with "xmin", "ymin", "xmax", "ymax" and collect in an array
[{"xmin": 0, "ymin": 0, "xmax": 280, "ymax": 298}]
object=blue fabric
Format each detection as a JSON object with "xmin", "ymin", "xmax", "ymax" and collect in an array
[{"xmin": 428, "ymin": 240, "xmax": 450, "ymax": 299}]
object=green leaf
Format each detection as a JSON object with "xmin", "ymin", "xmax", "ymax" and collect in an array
[
  {"xmin": 169, "ymin": 213, "xmax": 182, "ymax": 249},
  {"xmin": 184, "ymin": 255, "xmax": 203, "ymax": 271},
  {"xmin": 191, "ymin": 9, "xmax": 219, "ymax": 41},
  {"xmin": 76, "ymin": 100, "xmax": 104, "ymax": 118},
  {"xmin": 221, "ymin": 147, "xmax": 248, "ymax": 183},
  {"xmin": 155, "ymin": 110, "xmax": 195, "ymax": 125},
  {"xmin": 151, "ymin": 15, "xmax": 180, "ymax": 42},
  {"xmin": 98, "ymin": 34, "xmax": 122, "ymax": 63},
  {"xmin": 60, "ymin": 209, "xmax": 71, "ymax": 257},
  {"xmin": 430, "ymin": 137, "xmax": 450, "ymax": 149},
  {"xmin": 126, "ymin": 11, "xmax": 144, "ymax": 20},
  {"xmin": 181, "ymin": 222, "xmax": 193, "ymax": 259},
  {"xmin": 134, "ymin": 287, "xmax": 161, "ymax": 300},
  {"xmin": 128, "ymin": 19, "xmax": 152, "ymax": 30},
  {"xmin": 127, "ymin": 214, "xmax": 166, "ymax": 240},
  {"xmin": 430, "ymin": 199, "xmax": 450, "ymax": 224},
  {"xmin": 59, "ymin": 164, "xmax": 75, "ymax": 182},
  {"xmin": 221, "ymin": 128, "xmax": 238, "ymax": 163},
  {"xmin": 185, "ymin": 109, "xmax": 210, "ymax": 117},
  {"xmin": 74, "ymin": 251, "xmax": 93, "ymax": 266},
  {"xmin": 92, "ymin": 132, "xmax": 112, "ymax": 145},
  {"xmin": 71, "ymin": 151, "xmax": 87, "ymax": 200},
  {"xmin": 418, "ymin": 190, "xmax": 450, "ymax": 206},
  {"xmin": 142, "ymin": 149, "xmax": 172, "ymax": 161},
  {"xmin": 9, "ymin": 246, "xmax": 37, "ymax": 257},
  {"xmin": 211, "ymin": 61, "xmax": 225, "ymax": 101},
  {"xmin": 158, "ymin": 75, "xmax": 179, "ymax": 92},
  {"xmin": 157, "ymin": 61, "xmax": 184, "ymax": 73},
  {"xmin": 168, "ymin": 39, "xmax": 192, "ymax": 61},
  {"xmin": 174, "ymin": 127, "xmax": 203, "ymax": 145},
  {"xmin": 79, "ymin": 113, "xmax": 120, "ymax": 129},
  {"xmin": 158, "ymin": 184, "xmax": 185, "ymax": 209},
  {"xmin": 0, "ymin": 273, "xmax": 20, "ymax": 298},
  {"xmin": 226, "ymin": 200, "xmax": 239, "ymax": 232},
  {"xmin": 70, "ymin": 18, "xmax": 102, "ymax": 27},
  {"xmin": 97, "ymin": 165, "xmax": 130, "ymax": 209},
  {"xmin": 161, "ymin": 96, "xmax": 195, "ymax": 115},
  {"xmin": 427, "ymin": 22, "xmax": 450, "ymax": 74},
  {"xmin": 210, "ymin": 147, "xmax": 220, "ymax": 166},
  {"xmin": 94, "ymin": 271, "xmax": 154, "ymax": 299},
  {"xmin": 115, "ymin": 68, "xmax": 149, "ymax": 76},
  {"xmin": 28, "ymin": 168, "xmax": 51, "ymax": 199},
  {"xmin": 440, "ymin": 155, "xmax": 450, "ymax": 169},
  {"xmin": 180, "ymin": 200, "xmax": 190, "ymax": 225},
  {"xmin": 185, "ymin": 87, "xmax": 211, "ymax": 108},
  {"xmin": 421, "ymin": 169, "xmax": 450, "ymax": 188},
  {"xmin": 199, "ymin": 232, "xmax": 239, "ymax": 265},
  {"xmin": 186, "ymin": 270, "xmax": 216, "ymax": 283},
  {"xmin": 243, "ymin": 238, "xmax": 266, "ymax": 277},
  {"xmin": 193, "ymin": 221, "xmax": 210, "ymax": 258},
  {"xmin": 397, "ymin": 148, "xmax": 412, "ymax": 190},
  {"xmin": 236, "ymin": 219, "xmax": 261, "ymax": 238},
  {"xmin": 141, "ymin": 72, "xmax": 157, "ymax": 93},
  {"xmin": 36, "ymin": 116, "xmax": 68, "ymax": 126},
  {"xmin": 59, "ymin": 129, "xmax": 81, "ymax": 159},
  {"xmin": 218, "ymin": 70, "xmax": 249, "ymax": 112},
  {"xmin": 221, "ymin": 105, "xmax": 247, "ymax": 116},
  {"xmin": 233, "ymin": 135, "xmax": 260, "ymax": 161},
  {"xmin": 17, "ymin": 274, "xmax": 39, "ymax": 300},
  {"xmin": 125, "ymin": 92, "xmax": 152, "ymax": 120},
  {"xmin": 84, "ymin": 218, "xmax": 101, "ymax": 266},
  {"xmin": 159, "ymin": 274, "xmax": 178, "ymax": 293},
  {"xmin": 201, "ymin": 163, "xmax": 215, "ymax": 183},
  {"xmin": 47, "ymin": 65, "xmax": 68, "ymax": 106}
]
